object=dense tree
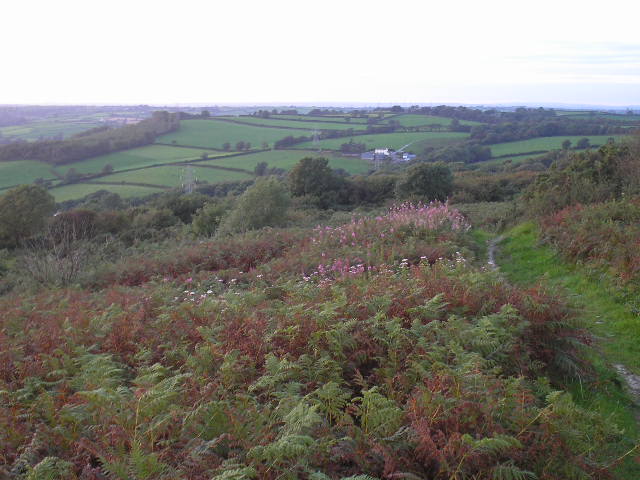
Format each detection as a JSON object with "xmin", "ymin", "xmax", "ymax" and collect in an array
[
  {"xmin": 254, "ymin": 162, "xmax": 269, "ymax": 176},
  {"xmin": 288, "ymin": 157, "xmax": 343, "ymax": 198},
  {"xmin": 395, "ymin": 162, "xmax": 454, "ymax": 201},
  {"xmin": 0, "ymin": 185, "xmax": 56, "ymax": 247},
  {"xmin": 218, "ymin": 177, "xmax": 290, "ymax": 234},
  {"xmin": 576, "ymin": 137, "xmax": 591, "ymax": 149}
]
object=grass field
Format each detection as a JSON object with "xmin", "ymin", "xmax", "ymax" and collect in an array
[
  {"xmin": 555, "ymin": 110, "xmax": 640, "ymax": 122},
  {"xmin": 156, "ymin": 119, "xmax": 309, "ymax": 149},
  {"xmin": 99, "ymin": 165, "xmax": 252, "ymax": 187},
  {"xmin": 49, "ymin": 183, "xmax": 165, "ymax": 202},
  {"xmin": 200, "ymin": 149, "xmax": 371, "ymax": 175},
  {"xmin": 273, "ymin": 114, "xmax": 370, "ymax": 123},
  {"xmin": 63, "ymin": 145, "xmax": 223, "ymax": 176},
  {"xmin": 220, "ymin": 116, "xmax": 370, "ymax": 131},
  {"xmin": 297, "ymin": 131, "xmax": 468, "ymax": 151},
  {"xmin": 479, "ymin": 153, "xmax": 547, "ymax": 167},
  {"xmin": 0, "ymin": 160, "xmax": 58, "ymax": 190},
  {"xmin": 387, "ymin": 114, "xmax": 482, "ymax": 127},
  {"xmin": 489, "ymin": 135, "xmax": 628, "ymax": 157}
]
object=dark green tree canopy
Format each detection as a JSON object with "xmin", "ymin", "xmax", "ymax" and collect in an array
[
  {"xmin": 288, "ymin": 157, "xmax": 343, "ymax": 198},
  {"xmin": 396, "ymin": 162, "xmax": 453, "ymax": 201},
  {"xmin": 0, "ymin": 184, "xmax": 56, "ymax": 247}
]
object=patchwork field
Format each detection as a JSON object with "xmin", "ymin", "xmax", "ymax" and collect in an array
[
  {"xmin": 200, "ymin": 149, "xmax": 371, "ymax": 175},
  {"xmin": 99, "ymin": 165, "xmax": 253, "ymax": 187},
  {"xmin": 488, "ymin": 135, "xmax": 627, "ymax": 157},
  {"xmin": 273, "ymin": 114, "xmax": 371, "ymax": 123},
  {"xmin": 60, "ymin": 144, "xmax": 223, "ymax": 176},
  {"xmin": 297, "ymin": 131, "xmax": 469, "ymax": 151},
  {"xmin": 156, "ymin": 119, "xmax": 309, "ymax": 149},
  {"xmin": 219, "ymin": 116, "xmax": 370, "ymax": 131},
  {"xmin": 387, "ymin": 114, "xmax": 482, "ymax": 127}
]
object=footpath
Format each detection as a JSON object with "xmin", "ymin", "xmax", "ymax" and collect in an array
[{"xmin": 489, "ymin": 222, "xmax": 640, "ymax": 478}]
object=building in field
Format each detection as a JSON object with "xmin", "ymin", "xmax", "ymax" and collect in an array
[{"xmin": 361, "ymin": 148, "xmax": 416, "ymax": 163}]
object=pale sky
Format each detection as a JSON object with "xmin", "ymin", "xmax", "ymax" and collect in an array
[{"xmin": 2, "ymin": 0, "xmax": 639, "ymax": 106}]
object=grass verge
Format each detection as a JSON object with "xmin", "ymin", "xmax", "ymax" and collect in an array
[{"xmin": 497, "ymin": 221, "xmax": 640, "ymax": 478}]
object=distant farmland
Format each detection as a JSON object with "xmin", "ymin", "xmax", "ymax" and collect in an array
[
  {"xmin": 98, "ymin": 165, "xmax": 253, "ymax": 187},
  {"xmin": 200, "ymin": 150, "xmax": 371, "ymax": 175},
  {"xmin": 0, "ymin": 160, "xmax": 57, "ymax": 190},
  {"xmin": 63, "ymin": 145, "xmax": 223, "ymax": 176},
  {"xmin": 156, "ymin": 119, "xmax": 309, "ymax": 149},
  {"xmin": 386, "ymin": 114, "xmax": 482, "ymax": 127},
  {"xmin": 297, "ymin": 131, "xmax": 469, "ymax": 151},
  {"xmin": 49, "ymin": 183, "xmax": 165, "ymax": 202},
  {"xmin": 273, "ymin": 114, "xmax": 371, "ymax": 123},
  {"xmin": 218, "ymin": 116, "xmax": 371, "ymax": 131},
  {"xmin": 488, "ymin": 135, "xmax": 627, "ymax": 157}
]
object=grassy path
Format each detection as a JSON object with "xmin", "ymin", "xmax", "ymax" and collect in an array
[{"xmin": 494, "ymin": 222, "xmax": 640, "ymax": 477}]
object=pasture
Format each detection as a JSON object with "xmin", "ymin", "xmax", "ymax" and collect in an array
[
  {"xmin": 488, "ymin": 135, "xmax": 627, "ymax": 157},
  {"xmin": 387, "ymin": 114, "xmax": 482, "ymax": 127},
  {"xmin": 200, "ymin": 149, "xmax": 371, "ymax": 175},
  {"xmin": 156, "ymin": 119, "xmax": 309, "ymax": 149},
  {"xmin": 296, "ymin": 131, "xmax": 468, "ymax": 151},
  {"xmin": 273, "ymin": 114, "xmax": 370, "ymax": 123},
  {"xmin": 0, "ymin": 120, "xmax": 101, "ymax": 142},
  {"xmin": 62, "ymin": 145, "xmax": 223, "ymax": 176},
  {"xmin": 99, "ymin": 165, "xmax": 252, "ymax": 187},
  {"xmin": 48, "ymin": 183, "xmax": 165, "ymax": 202},
  {"xmin": 0, "ymin": 160, "xmax": 58, "ymax": 190},
  {"xmin": 219, "ymin": 116, "xmax": 370, "ymax": 131}
]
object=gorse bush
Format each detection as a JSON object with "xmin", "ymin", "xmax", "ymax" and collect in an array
[{"xmin": 0, "ymin": 203, "xmax": 622, "ymax": 479}]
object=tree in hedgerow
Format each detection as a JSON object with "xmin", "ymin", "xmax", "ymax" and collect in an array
[
  {"xmin": 395, "ymin": 162, "xmax": 453, "ymax": 201},
  {"xmin": 576, "ymin": 137, "xmax": 591, "ymax": 149},
  {"xmin": 0, "ymin": 184, "xmax": 56, "ymax": 247},
  {"xmin": 218, "ymin": 177, "xmax": 290, "ymax": 235}
]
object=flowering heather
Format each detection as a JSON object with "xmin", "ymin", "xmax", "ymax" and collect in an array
[{"xmin": 310, "ymin": 201, "xmax": 470, "ymax": 250}]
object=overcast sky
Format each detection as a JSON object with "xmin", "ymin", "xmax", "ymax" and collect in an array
[{"xmin": 2, "ymin": 0, "xmax": 639, "ymax": 106}]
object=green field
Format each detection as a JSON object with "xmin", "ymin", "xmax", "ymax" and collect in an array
[
  {"xmin": 200, "ymin": 149, "xmax": 371, "ymax": 175},
  {"xmin": 480, "ymin": 153, "xmax": 546, "ymax": 166},
  {"xmin": 0, "ymin": 160, "xmax": 58, "ymax": 190},
  {"xmin": 273, "ymin": 114, "xmax": 370, "ymax": 123},
  {"xmin": 386, "ymin": 114, "xmax": 481, "ymax": 127},
  {"xmin": 49, "ymin": 183, "xmax": 165, "ymax": 202},
  {"xmin": 297, "ymin": 131, "xmax": 468, "ymax": 151},
  {"xmin": 63, "ymin": 144, "xmax": 223, "ymax": 176},
  {"xmin": 0, "ymin": 119, "xmax": 101, "ymax": 141},
  {"xmin": 489, "ymin": 135, "xmax": 627, "ymax": 157},
  {"xmin": 156, "ymin": 119, "xmax": 308, "ymax": 149},
  {"xmin": 220, "ymin": 116, "xmax": 370, "ymax": 131},
  {"xmin": 99, "ymin": 165, "xmax": 252, "ymax": 187}
]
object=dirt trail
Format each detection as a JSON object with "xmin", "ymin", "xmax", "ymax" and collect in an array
[
  {"xmin": 487, "ymin": 235, "xmax": 504, "ymax": 270},
  {"xmin": 614, "ymin": 364, "xmax": 640, "ymax": 407}
]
